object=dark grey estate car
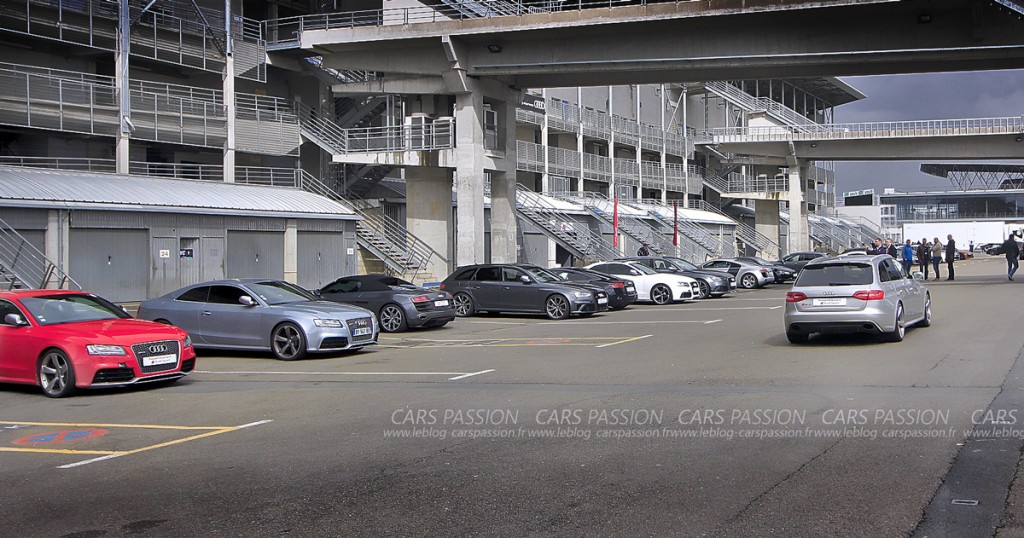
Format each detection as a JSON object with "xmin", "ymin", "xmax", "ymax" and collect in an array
[
  {"xmin": 317, "ymin": 274, "xmax": 456, "ymax": 333},
  {"xmin": 440, "ymin": 264, "xmax": 609, "ymax": 319}
]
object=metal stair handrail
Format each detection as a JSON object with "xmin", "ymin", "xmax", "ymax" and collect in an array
[
  {"xmin": 553, "ymin": 191, "xmax": 691, "ymax": 260},
  {"xmin": 705, "ymin": 81, "xmax": 820, "ymax": 132},
  {"xmin": 614, "ymin": 196, "xmax": 728, "ymax": 261},
  {"xmin": 0, "ymin": 216, "xmax": 81, "ymax": 291},
  {"xmin": 687, "ymin": 199, "xmax": 780, "ymax": 254},
  {"xmin": 515, "ymin": 186, "xmax": 620, "ymax": 263}
]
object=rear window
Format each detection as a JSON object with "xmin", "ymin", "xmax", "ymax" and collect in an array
[{"xmin": 795, "ymin": 263, "xmax": 874, "ymax": 286}]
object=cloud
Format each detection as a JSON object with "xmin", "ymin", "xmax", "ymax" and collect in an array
[{"xmin": 833, "ymin": 70, "xmax": 1024, "ymax": 195}]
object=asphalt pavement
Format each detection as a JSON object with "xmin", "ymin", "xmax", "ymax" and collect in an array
[{"xmin": 3, "ymin": 255, "xmax": 1024, "ymax": 537}]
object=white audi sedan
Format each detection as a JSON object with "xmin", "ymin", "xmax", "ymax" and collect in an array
[{"xmin": 585, "ymin": 261, "xmax": 699, "ymax": 304}]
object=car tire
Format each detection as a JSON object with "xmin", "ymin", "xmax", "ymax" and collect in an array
[
  {"xmin": 650, "ymin": 284, "xmax": 673, "ymax": 305},
  {"xmin": 378, "ymin": 304, "xmax": 408, "ymax": 333},
  {"xmin": 38, "ymin": 349, "xmax": 76, "ymax": 398},
  {"xmin": 434, "ymin": 321, "xmax": 449, "ymax": 328},
  {"xmin": 740, "ymin": 273, "xmax": 758, "ymax": 289},
  {"xmin": 545, "ymin": 294, "xmax": 571, "ymax": 320},
  {"xmin": 919, "ymin": 294, "xmax": 932, "ymax": 328},
  {"xmin": 786, "ymin": 331, "xmax": 809, "ymax": 344},
  {"xmin": 884, "ymin": 303, "xmax": 906, "ymax": 343},
  {"xmin": 696, "ymin": 280, "xmax": 711, "ymax": 299},
  {"xmin": 271, "ymin": 322, "xmax": 308, "ymax": 361},
  {"xmin": 453, "ymin": 293, "xmax": 474, "ymax": 317}
]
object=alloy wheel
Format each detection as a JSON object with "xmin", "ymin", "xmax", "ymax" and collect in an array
[
  {"xmin": 453, "ymin": 293, "xmax": 473, "ymax": 317},
  {"xmin": 39, "ymin": 351, "xmax": 74, "ymax": 398},
  {"xmin": 697, "ymin": 280, "xmax": 711, "ymax": 299},
  {"xmin": 272, "ymin": 323, "xmax": 305, "ymax": 360},
  {"xmin": 651, "ymin": 285, "xmax": 672, "ymax": 305},
  {"xmin": 546, "ymin": 295, "xmax": 569, "ymax": 320},
  {"xmin": 741, "ymin": 274, "xmax": 757, "ymax": 289},
  {"xmin": 380, "ymin": 305, "xmax": 406, "ymax": 332}
]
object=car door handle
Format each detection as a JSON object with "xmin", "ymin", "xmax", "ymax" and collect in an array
[{"xmin": 202, "ymin": 311, "xmax": 212, "ymax": 316}]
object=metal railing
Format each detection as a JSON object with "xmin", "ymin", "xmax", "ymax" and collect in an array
[
  {"xmin": 236, "ymin": 93, "xmax": 300, "ymax": 156},
  {"xmin": 296, "ymin": 101, "xmax": 456, "ymax": 155},
  {"xmin": 347, "ymin": 193, "xmax": 450, "ymax": 282},
  {"xmin": 0, "ymin": 216, "xmax": 80, "ymax": 291},
  {"xmin": 704, "ymin": 81, "xmax": 819, "ymax": 132},
  {"xmin": 515, "ymin": 186, "xmax": 620, "ymax": 263},
  {"xmin": 0, "ymin": 156, "xmax": 116, "ymax": 173},
  {"xmin": 623, "ymin": 197, "xmax": 731, "ymax": 261},
  {"xmin": 704, "ymin": 117, "xmax": 1024, "ymax": 143},
  {"xmin": 687, "ymin": 199, "xmax": 779, "ymax": 255},
  {"xmin": 555, "ymin": 191, "xmax": 683, "ymax": 259}
]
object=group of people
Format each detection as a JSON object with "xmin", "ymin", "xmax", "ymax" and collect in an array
[{"xmin": 867, "ymin": 235, "xmax": 958, "ymax": 281}]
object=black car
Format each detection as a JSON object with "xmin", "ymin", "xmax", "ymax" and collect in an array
[
  {"xmin": 440, "ymin": 264, "xmax": 609, "ymax": 320},
  {"xmin": 776, "ymin": 251, "xmax": 829, "ymax": 273},
  {"xmin": 735, "ymin": 257, "xmax": 797, "ymax": 283},
  {"xmin": 619, "ymin": 256, "xmax": 735, "ymax": 298},
  {"xmin": 317, "ymin": 274, "xmax": 456, "ymax": 332},
  {"xmin": 548, "ymin": 267, "xmax": 638, "ymax": 310}
]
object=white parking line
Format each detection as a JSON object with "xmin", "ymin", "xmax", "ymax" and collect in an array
[
  {"xmin": 197, "ymin": 370, "xmax": 491, "ymax": 378},
  {"xmin": 619, "ymin": 305, "xmax": 783, "ymax": 312},
  {"xmin": 448, "ymin": 369, "xmax": 496, "ymax": 380},
  {"xmin": 542, "ymin": 320, "xmax": 719, "ymax": 325},
  {"xmin": 465, "ymin": 321, "xmax": 528, "ymax": 325},
  {"xmin": 59, "ymin": 454, "xmax": 124, "ymax": 469}
]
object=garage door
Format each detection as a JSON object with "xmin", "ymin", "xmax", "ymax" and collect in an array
[
  {"xmin": 226, "ymin": 231, "xmax": 284, "ymax": 280},
  {"xmin": 69, "ymin": 229, "xmax": 149, "ymax": 302}
]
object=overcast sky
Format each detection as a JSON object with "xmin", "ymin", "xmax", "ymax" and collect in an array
[{"xmin": 832, "ymin": 69, "xmax": 1024, "ymax": 195}]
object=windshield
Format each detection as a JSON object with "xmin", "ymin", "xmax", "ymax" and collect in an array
[
  {"xmin": 667, "ymin": 258, "xmax": 697, "ymax": 271},
  {"xmin": 796, "ymin": 263, "xmax": 874, "ymax": 287},
  {"xmin": 524, "ymin": 266, "xmax": 564, "ymax": 283},
  {"xmin": 20, "ymin": 294, "xmax": 130, "ymax": 325},
  {"xmin": 627, "ymin": 263, "xmax": 657, "ymax": 275},
  {"xmin": 248, "ymin": 281, "xmax": 318, "ymax": 305}
]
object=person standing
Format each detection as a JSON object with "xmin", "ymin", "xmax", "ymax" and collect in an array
[
  {"xmin": 901, "ymin": 240, "xmax": 915, "ymax": 274},
  {"xmin": 868, "ymin": 237, "xmax": 884, "ymax": 255},
  {"xmin": 945, "ymin": 234, "xmax": 957, "ymax": 281},
  {"xmin": 917, "ymin": 238, "xmax": 931, "ymax": 279},
  {"xmin": 931, "ymin": 237, "xmax": 943, "ymax": 281},
  {"xmin": 969, "ymin": 240, "xmax": 975, "ymax": 254},
  {"xmin": 885, "ymin": 239, "xmax": 898, "ymax": 259},
  {"xmin": 637, "ymin": 243, "xmax": 651, "ymax": 257},
  {"xmin": 1003, "ymin": 232, "xmax": 1020, "ymax": 281}
]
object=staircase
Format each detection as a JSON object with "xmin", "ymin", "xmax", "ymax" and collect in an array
[
  {"xmin": 336, "ymin": 96, "xmax": 389, "ymax": 129},
  {"xmin": 618, "ymin": 197, "xmax": 732, "ymax": 262},
  {"xmin": 515, "ymin": 186, "xmax": 619, "ymax": 264},
  {"xmin": 293, "ymin": 172, "xmax": 447, "ymax": 282},
  {"xmin": 688, "ymin": 199, "xmax": 779, "ymax": 257},
  {"xmin": 0, "ymin": 217, "xmax": 80, "ymax": 291},
  {"xmin": 705, "ymin": 81, "xmax": 820, "ymax": 133}
]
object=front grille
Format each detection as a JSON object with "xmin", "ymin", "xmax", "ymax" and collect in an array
[
  {"xmin": 321, "ymin": 337, "xmax": 349, "ymax": 349},
  {"xmin": 180, "ymin": 358, "xmax": 196, "ymax": 373},
  {"xmin": 93, "ymin": 368, "xmax": 135, "ymax": 384},
  {"xmin": 346, "ymin": 317, "xmax": 374, "ymax": 341},
  {"xmin": 131, "ymin": 340, "xmax": 181, "ymax": 374}
]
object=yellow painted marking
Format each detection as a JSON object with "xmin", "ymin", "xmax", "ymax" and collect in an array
[
  {"xmin": 120, "ymin": 428, "xmax": 237, "ymax": 456},
  {"xmin": 0, "ymin": 447, "xmax": 126, "ymax": 455},
  {"xmin": 0, "ymin": 420, "xmax": 232, "ymax": 430}
]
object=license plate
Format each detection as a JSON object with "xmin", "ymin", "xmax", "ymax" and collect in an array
[
  {"xmin": 626, "ymin": 286, "xmax": 635, "ymax": 293},
  {"xmin": 813, "ymin": 298, "xmax": 846, "ymax": 306},
  {"xmin": 597, "ymin": 297, "xmax": 608, "ymax": 304},
  {"xmin": 434, "ymin": 300, "xmax": 450, "ymax": 307},
  {"xmin": 353, "ymin": 327, "xmax": 373, "ymax": 337},
  {"xmin": 142, "ymin": 354, "xmax": 177, "ymax": 367}
]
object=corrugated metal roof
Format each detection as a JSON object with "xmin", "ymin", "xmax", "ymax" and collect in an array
[{"xmin": 0, "ymin": 166, "xmax": 358, "ymax": 220}]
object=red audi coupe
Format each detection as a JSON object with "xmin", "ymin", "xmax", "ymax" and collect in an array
[{"xmin": 0, "ymin": 289, "xmax": 195, "ymax": 397}]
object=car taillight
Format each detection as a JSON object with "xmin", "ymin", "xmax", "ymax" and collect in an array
[
  {"xmin": 411, "ymin": 295, "xmax": 430, "ymax": 303},
  {"xmin": 760, "ymin": 269, "xmax": 768, "ymax": 275},
  {"xmin": 786, "ymin": 292, "xmax": 807, "ymax": 302},
  {"xmin": 853, "ymin": 290, "xmax": 885, "ymax": 301},
  {"xmin": 611, "ymin": 282, "xmax": 625, "ymax": 288},
  {"xmin": 439, "ymin": 283, "xmax": 445, "ymax": 290}
]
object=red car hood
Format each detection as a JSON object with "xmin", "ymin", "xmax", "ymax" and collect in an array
[{"xmin": 44, "ymin": 318, "xmax": 188, "ymax": 344}]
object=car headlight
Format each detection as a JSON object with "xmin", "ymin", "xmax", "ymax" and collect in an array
[
  {"xmin": 313, "ymin": 318, "xmax": 343, "ymax": 328},
  {"xmin": 86, "ymin": 344, "xmax": 126, "ymax": 356},
  {"xmin": 183, "ymin": 335, "xmax": 192, "ymax": 349},
  {"xmin": 677, "ymin": 282, "xmax": 690, "ymax": 287},
  {"xmin": 572, "ymin": 291, "xmax": 592, "ymax": 298}
]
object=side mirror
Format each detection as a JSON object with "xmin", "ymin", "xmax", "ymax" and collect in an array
[
  {"xmin": 239, "ymin": 295, "xmax": 257, "ymax": 307},
  {"xmin": 629, "ymin": 270, "xmax": 640, "ymax": 276},
  {"xmin": 911, "ymin": 271, "xmax": 925, "ymax": 281},
  {"xmin": 519, "ymin": 274, "xmax": 533, "ymax": 284},
  {"xmin": 3, "ymin": 313, "xmax": 28, "ymax": 327}
]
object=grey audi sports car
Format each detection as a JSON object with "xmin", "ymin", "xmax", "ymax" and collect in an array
[
  {"xmin": 316, "ymin": 274, "xmax": 456, "ymax": 332},
  {"xmin": 137, "ymin": 279, "xmax": 378, "ymax": 360},
  {"xmin": 440, "ymin": 264, "xmax": 609, "ymax": 319}
]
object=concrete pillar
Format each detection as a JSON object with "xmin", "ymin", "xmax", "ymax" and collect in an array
[
  {"xmin": 754, "ymin": 199, "xmax": 781, "ymax": 260},
  {"xmin": 455, "ymin": 92, "xmax": 486, "ymax": 266},
  {"xmin": 787, "ymin": 164, "xmax": 811, "ymax": 255},
  {"xmin": 45, "ymin": 209, "xmax": 70, "ymax": 285},
  {"xmin": 490, "ymin": 98, "xmax": 519, "ymax": 263},
  {"xmin": 115, "ymin": 0, "xmax": 130, "ymax": 174},
  {"xmin": 284, "ymin": 219, "xmax": 298, "ymax": 284},
  {"xmin": 541, "ymin": 88, "xmax": 549, "ymax": 192},
  {"xmin": 407, "ymin": 167, "xmax": 453, "ymax": 280},
  {"xmin": 222, "ymin": 0, "xmax": 236, "ymax": 183}
]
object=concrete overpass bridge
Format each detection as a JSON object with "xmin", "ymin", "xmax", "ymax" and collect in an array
[{"xmin": 262, "ymin": 0, "xmax": 1024, "ymax": 266}]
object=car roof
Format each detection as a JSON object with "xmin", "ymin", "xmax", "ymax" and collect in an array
[
  {"xmin": 0, "ymin": 289, "xmax": 91, "ymax": 299},
  {"xmin": 804, "ymin": 254, "xmax": 889, "ymax": 265}
]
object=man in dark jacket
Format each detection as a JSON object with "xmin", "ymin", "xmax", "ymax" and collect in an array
[
  {"xmin": 917, "ymin": 238, "xmax": 931, "ymax": 279},
  {"xmin": 1004, "ymin": 233, "xmax": 1020, "ymax": 281},
  {"xmin": 868, "ymin": 238, "xmax": 884, "ymax": 255},
  {"xmin": 885, "ymin": 239, "xmax": 898, "ymax": 259},
  {"xmin": 945, "ymin": 234, "xmax": 957, "ymax": 281}
]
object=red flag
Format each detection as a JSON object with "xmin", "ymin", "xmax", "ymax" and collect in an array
[
  {"xmin": 613, "ymin": 195, "xmax": 619, "ymax": 248},
  {"xmin": 673, "ymin": 200, "xmax": 679, "ymax": 246}
]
